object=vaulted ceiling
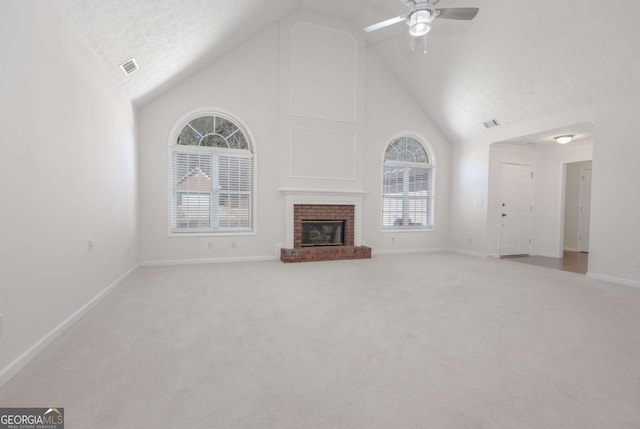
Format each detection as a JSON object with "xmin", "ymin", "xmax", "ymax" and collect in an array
[{"xmin": 56, "ymin": 0, "xmax": 640, "ymax": 144}]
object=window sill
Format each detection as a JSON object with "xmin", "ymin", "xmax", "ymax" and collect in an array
[
  {"xmin": 381, "ymin": 227, "xmax": 435, "ymax": 233},
  {"xmin": 169, "ymin": 230, "xmax": 256, "ymax": 238}
]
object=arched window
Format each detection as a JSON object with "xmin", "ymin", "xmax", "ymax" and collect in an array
[
  {"xmin": 382, "ymin": 135, "xmax": 434, "ymax": 229},
  {"xmin": 169, "ymin": 111, "xmax": 254, "ymax": 234}
]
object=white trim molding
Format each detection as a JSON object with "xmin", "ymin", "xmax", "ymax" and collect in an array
[
  {"xmin": 586, "ymin": 272, "xmax": 640, "ymax": 288},
  {"xmin": 381, "ymin": 132, "xmax": 437, "ymax": 231},
  {"xmin": 166, "ymin": 107, "xmax": 259, "ymax": 237},
  {"xmin": 373, "ymin": 248, "xmax": 447, "ymax": 256},
  {"xmin": 141, "ymin": 255, "xmax": 277, "ymax": 267},
  {"xmin": 279, "ymin": 188, "xmax": 368, "ymax": 197},
  {"xmin": 288, "ymin": 21, "xmax": 358, "ymax": 123}
]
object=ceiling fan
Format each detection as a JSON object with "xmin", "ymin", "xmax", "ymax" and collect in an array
[{"xmin": 364, "ymin": 0, "xmax": 479, "ymax": 51}]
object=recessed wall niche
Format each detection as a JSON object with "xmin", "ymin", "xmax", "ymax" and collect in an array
[
  {"xmin": 289, "ymin": 22, "xmax": 357, "ymax": 123},
  {"xmin": 280, "ymin": 15, "xmax": 365, "ymax": 190}
]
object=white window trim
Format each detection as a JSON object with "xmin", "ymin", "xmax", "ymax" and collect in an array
[
  {"xmin": 380, "ymin": 131, "xmax": 437, "ymax": 232},
  {"xmin": 166, "ymin": 107, "xmax": 258, "ymax": 237}
]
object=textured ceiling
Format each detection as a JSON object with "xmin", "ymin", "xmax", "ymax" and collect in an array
[
  {"xmin": 368, "ymin": 0, "xmax": 640, "ymax": 143},
  {"xmin": 493, "ymin": 122, "xmax": 594, "ymax": 148},
  {"xmin": 55, "ymin": 0, "xmax": 300, "ymax": 104},
  {"xmin": 55, "ymin": 0, "xmax": 640, "ymax": 143}
]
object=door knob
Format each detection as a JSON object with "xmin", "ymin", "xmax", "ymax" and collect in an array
[{"xmin": 502, "ymin": 213, "xmax": 507, "ymax": 217}]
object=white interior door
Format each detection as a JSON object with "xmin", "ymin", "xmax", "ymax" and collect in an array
[
  {"xmin": 500, "ymin": 163, "xmax": 534, "ymax": 256},
  {"xmin": 578, "ymin": 168, "xmax": 592, "ymax": 252}
]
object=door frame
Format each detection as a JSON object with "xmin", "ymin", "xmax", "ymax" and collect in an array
[
  {"xmin": 558, "ymin": 161, "xmax": 593, "ymax": 258},
  {"xmin": 498, "ymin": 162, "xmax": 534, "ymax": 257},
  {"xmin": 578, "ymin": 167, "xmax": 592, "ymax": 252}
]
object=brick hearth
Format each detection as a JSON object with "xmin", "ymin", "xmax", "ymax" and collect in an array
[{"xmin": 281, "ymin": 204, "xmax": 371, "ymax": 263}]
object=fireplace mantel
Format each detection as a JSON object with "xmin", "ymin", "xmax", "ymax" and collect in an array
[
  {"xmin": 281, "ymin": 190, "xmax": 366, "ymax": 250},
  {"xmin": 279, "ymin": 188, "xmax": 368, "ymax": 197}
]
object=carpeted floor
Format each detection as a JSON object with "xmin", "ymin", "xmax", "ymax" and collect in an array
[{"xmin": 1, "ymin": 252, "xmax": 640, "ymax": 428}]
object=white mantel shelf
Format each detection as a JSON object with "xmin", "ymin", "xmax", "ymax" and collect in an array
[{"xmin": 279, "ymin": 188, "xmax": 369, "ymax": 196}]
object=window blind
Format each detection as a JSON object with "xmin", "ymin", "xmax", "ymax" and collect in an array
[
  {"xmin": 172, "ymin": 151, "xmax": 253, "ymax": 233},
  {"xmin": 382, "ymin": 165, "xmax": 433, "ymax": 228},
  {"xmin": 217, "ymin": 155, "xmax": 253, "ymax": 230}
]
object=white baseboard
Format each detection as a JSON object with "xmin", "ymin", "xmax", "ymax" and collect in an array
[
  {"xmin": 446, "ymin": 248, "xmax": 488, "ymax": 258},
  {"xmin": 0, "ymin": 263, "xmax": 139, "ymax": 388},
  {"xmin": 372, "ymin": 248, "xmax": 447, "ymax": 256},
  {"xmin": 146, "ymin": 250, "xmax": 456, "ymax": 263},
  {"xmin": 586, "ymin": 272, "xmax": 640, "ymax": 288},
  {"xmin": 141, "ymin": 255, "xmax": 278, "ymax": 266}
]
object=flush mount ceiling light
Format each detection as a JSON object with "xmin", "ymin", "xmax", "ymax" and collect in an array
[{"xmin": 554, "ymin": 135, "xmax": 574, "ymax": 145}]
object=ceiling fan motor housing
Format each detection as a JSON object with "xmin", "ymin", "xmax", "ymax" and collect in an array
[{"xmin": 407, "ymin": 9, "xmax": 434, "ymax": 37}]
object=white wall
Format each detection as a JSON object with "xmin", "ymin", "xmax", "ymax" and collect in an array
[
  {"xmin": 589, "ymin": 96, "xmax": 640, "ymax": 285},
  {"xmin": 137, "ymin": 25, "xmax": 283, "ymax": 263},
  {"xmin": 364, "ymin": 53, "xmax": 450, "ymax": 252},
  {"xmin": 485, "ymin": 142, "xmax": 592, "ymax": 258},
  {"xmin": 279, "ymin": 13, "xmax": 366, "ymax": 192},
  {"xmin": 449, "ymin": 142, "xmax": 490, "ymax": 256},
  {"xmin": 137, "ymin": 17, "xmax": 451, "ymax": 263},
  {"xmin": 450, "ymin": 98, "xmax": 640, "ymax": 285},
  {"xmin": 450, "ymin": 106, "xmax": 595, "ymax": 254},
  {"xmin": 0, "ymin": 1, "xmax": 138, "ymax": 381},
  {"xmin": 564, "ymin": 160, "xmax": 592, "ymax": 251}
]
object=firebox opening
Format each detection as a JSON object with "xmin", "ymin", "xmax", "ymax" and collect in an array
[{"xmin": 301, "ymin": 220, "xmax": 345, "ymax": 247}]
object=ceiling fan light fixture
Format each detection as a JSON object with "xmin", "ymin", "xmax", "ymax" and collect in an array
[
  {"xmin": 408, "ymin": 10, "xmax": 433, "ymax": 37},
  {"xmin": 554, "ymin": 135, "xmax": 574, "ymax": 145}
]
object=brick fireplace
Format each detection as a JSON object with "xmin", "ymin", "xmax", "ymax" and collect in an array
[
  {"xmin": 294, "ymin": 204, "xmax": 354, "ymax": 247},
  {"xmin": 280, "ymin": 203, "xmax": 371, "ymax": 263}
]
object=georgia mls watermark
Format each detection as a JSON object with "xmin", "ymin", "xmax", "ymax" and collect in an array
[{"xmin": 0, "ymin": 408, "xmax": 64, "ymax": 429}]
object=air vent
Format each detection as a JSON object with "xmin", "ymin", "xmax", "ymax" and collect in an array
[
  {"xmin": 120, "ymin": 58, "xmax": 139, "ymax": 75},
  {"xmin": 483, "ymin": 119, "xmax": 500, "ymax": 129}
]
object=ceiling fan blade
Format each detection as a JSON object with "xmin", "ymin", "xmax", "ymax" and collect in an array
[
  {"xmin": 435, "ymin": 8, "xmax": 479, "ymax": 20},
  {"xmin": 364, "ymin": 15, "xmax": 407, "ymax": 32}
]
